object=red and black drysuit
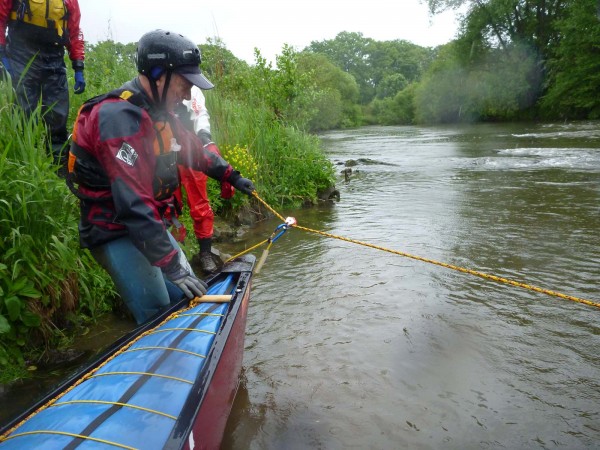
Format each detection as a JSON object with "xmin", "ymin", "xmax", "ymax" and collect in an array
[{"xmin": 69, "ymin": 77, "xmax": 243, "ymax": 273}]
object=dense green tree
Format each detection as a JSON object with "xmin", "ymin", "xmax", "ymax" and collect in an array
[
  {"xmin": 370, "ymin": 39, "xmax": 436, "ymax": 86},
  {"xmin": 426, "ymin": 0, "xmax": 565, "ymax": 61},
  {"xmin": 414, "ymin": 43, "xmax": 473, "ymax": 123},
  {"xmin": 436, "ymin": 3, "xmax": 563, "ymax": 59},
  {"xmin": 415, "ymin": 40, "xmax": 540, "ymax": 122},
  {"xmin": 392, "ymin": 83, "xmax": 418, "ymax": 124},
  {"xmin": 367, "ymin": 82, "xmax": 419, "ymax": 126},
  {"xmin": 305, "ymin": 31, "xmax": 376, "ymax": 104},
  {"xmin": 297, "ymin": 52, "xmax": 360, "ymax": 129},
  {"xmin": 376, "ymin": 73, "xmax": 408, "ymax": 100},
  {"xmin": 541, "ymin": 0, "xmax": 600, "ymax": 119},
  {"xmin": 417, "ymin": 0, "xmax": 570, "ymax": 121},
  {"xmin": 305, "ymin": 33, "xmax": 435, "ymax": 106}
]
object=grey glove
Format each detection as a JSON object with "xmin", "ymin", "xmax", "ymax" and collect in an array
[
  {"xmin": 229, "ymin": 171, "xmax": 256, "ymax": 196},
  {"xmin": 163, "ymin": 258, "xmax": 207, "ymax": 299}
]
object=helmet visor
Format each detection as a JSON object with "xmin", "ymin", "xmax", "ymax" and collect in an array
[{"xmin": 174, "ymin": 65, "xmax": 214, "ymax": 90}]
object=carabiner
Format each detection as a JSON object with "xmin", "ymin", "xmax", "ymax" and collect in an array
[{"xmin": 268, "ymin": 217, "xmax": 297, "ymax": 244}]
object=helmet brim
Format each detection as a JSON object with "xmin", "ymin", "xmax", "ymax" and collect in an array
[{"xmin": 175, "ymin": 66, "xmax": 214, "ymax": 90}]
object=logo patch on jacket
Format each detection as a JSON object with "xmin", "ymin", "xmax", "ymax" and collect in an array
[{"xmin": 116, "ymin": 142, "xmax": 138, "ymax": 166}]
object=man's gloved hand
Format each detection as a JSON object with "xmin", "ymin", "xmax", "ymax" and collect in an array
[
  {"xmin": 163, "ymin": 257, "xmax": 207, "ymax": 299},
  {"xmin": 229, "ymin": 171, "xmax": 255, "ymax": 196},
  {"xmin": 233, "ymin": 177, "xmax": 255, "ymax": 195},
  {"xmin": 0, "ymin": 45, "xmax": 12, "ymax": 80},
  {"xmin": 74, "ymin": 70, "xmax": 86, "ymax": 94}
]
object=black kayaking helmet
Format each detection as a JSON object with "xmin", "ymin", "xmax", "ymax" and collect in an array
[{"xmin": 136, "ymin": 30, "xmax": 213, "ymax": 109}]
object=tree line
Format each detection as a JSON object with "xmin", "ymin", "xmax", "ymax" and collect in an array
[
  {"xmin": 267, "ymin": 0, "xmax": 600, "ymax": 127},
  {"xmin": 84, "ymin": 0, "xmax": 599, "ymax": 132}
]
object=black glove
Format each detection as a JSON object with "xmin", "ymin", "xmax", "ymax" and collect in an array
[
  {"xmin": 229, "ymin": 171, "xmax": 255, "ymax": 196},
  {"xmin": 162, "ymin": 257, "xmax": 207, "ymax": 299}
]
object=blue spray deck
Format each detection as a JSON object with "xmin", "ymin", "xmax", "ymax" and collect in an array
[{"xmin": 0, "ymin": 274, "xmax": 239, "ymax": 450}]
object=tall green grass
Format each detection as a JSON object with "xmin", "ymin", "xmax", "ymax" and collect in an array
[{"xmin": 0, "ymin": 81, "xmax": 115, "ymax": 381}]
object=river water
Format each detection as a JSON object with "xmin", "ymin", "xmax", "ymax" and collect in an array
[
  {"xmin": 1, "ymin": 123, "xmax": 599, "ymax": 449},
  {"xmin": 221, "ymin": 122, "xmax": 600, "ymax": 449}
]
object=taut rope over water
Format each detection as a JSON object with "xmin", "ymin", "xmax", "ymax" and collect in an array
[{"xmin": 236, "ymin": 192, "xmax": 600, "ymax": 310}]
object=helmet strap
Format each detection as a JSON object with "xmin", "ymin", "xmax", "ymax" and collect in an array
[{"xmin": 148, "ymin": 70, "xmax": 173, "ymax": 115}]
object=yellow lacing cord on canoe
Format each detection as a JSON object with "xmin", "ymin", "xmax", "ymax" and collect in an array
[
  {"xmin": 0, "ymin": 301, "xmax": 205, "ymax": 443},
  {"xmin": 53, "ymin": 400, "xmax": 177, "ymax": 420},
  {"xmin": 152, "ymin": 327, "xmax": 216, "ymax": 335},
  {"xmin": 1, "ymin": 430, "xmax": 138, "ymax": 449},
  {"xmin": 248, "ymin": 191, "xmax": 600, "ymax": 310},
  {"xmin": 178, "ymin": 311, "xmax": 224, "ymax": 318},
  {"xmin": 123, "ymin": 346, "xmax": 206, "ymax": 359},
  {"xmin": 90, "ymin": 371, "xmax": 194, "ymax": 384}
]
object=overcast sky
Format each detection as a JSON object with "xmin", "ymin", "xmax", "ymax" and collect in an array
[{"xmin": 79, "ymin": 1, "xmax": 461, "ymax": 64}]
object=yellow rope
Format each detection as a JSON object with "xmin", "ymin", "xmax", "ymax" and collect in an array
[
  {"xmin": 1, "ymin": 430, "xmax": 138, "ymax": 449},
  {"xmin": 225, "ymin": 238, "xmax": 269, "ymax": 263},
  {"xmin": 253, "ymin": 191, "xmax": 286, "ymax": 222},
  {"xmin": 124, "ymin": 346, "xmax": 206, "ymax": 359},
  {"xmin": 53, "ymin": 400, "xmax": 177, "ymax": 420},
  {"xmin": 251, "ymin": 191, "xmax": 600, "ymax": 309}
]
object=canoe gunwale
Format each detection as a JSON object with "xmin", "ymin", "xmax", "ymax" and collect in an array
[{"xmin": 164, "ymin": 269, "xmax": 253, "ymax": 449}]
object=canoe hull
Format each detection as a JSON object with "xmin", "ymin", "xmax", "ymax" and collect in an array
[{"xmin": 0, "ymin": 255, "xmax": 255, "ymax": 450}]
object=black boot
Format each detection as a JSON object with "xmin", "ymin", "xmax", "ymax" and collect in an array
[{"xmin": 196, "ymin": 238, "xmax": 217, "ymax": 274}]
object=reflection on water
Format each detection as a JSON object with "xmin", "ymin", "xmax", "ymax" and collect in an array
[{"xmin": 222, "ymin": 122, "xmax": 600, "ymax": 449}]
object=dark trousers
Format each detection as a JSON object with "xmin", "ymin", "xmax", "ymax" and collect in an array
[{"xmin": 7, "ymin": 39, "xmax": 70, "ymax": 166}]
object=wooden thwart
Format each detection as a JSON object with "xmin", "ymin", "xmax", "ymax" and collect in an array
[{"xmin": 193, "ymin": 295, "xmax": 232, "ymax": 303}]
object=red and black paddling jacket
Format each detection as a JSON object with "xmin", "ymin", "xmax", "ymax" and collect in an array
[{"xmin": 68, "ymin": 78, "xmax": 240, "ymax": 269}]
